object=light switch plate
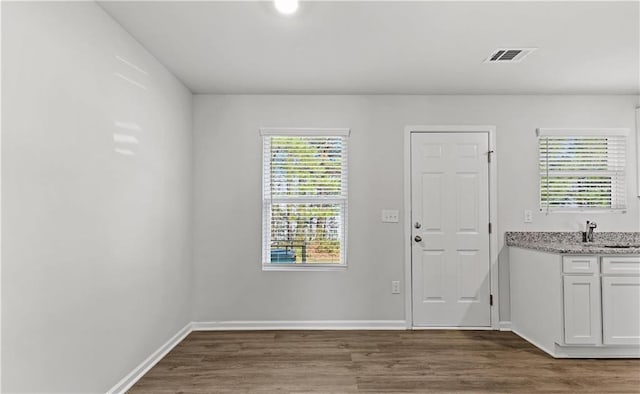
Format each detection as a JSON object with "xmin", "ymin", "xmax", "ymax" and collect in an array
[
  {"xmin": 381, "ymin": 209, "xmax": 399, "ymax": 223},
  {"xmin": 391, "ymin": 281, "xmax": 401, "ymax": 294}
]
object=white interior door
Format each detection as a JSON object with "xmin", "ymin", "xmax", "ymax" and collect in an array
[{"xmin": 411, "ymin": 132, "xmax": 491, "ymax": 327}]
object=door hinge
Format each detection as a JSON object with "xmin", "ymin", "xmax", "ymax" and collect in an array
[
  {"xmin": 490, "ymin": 294, "xmax": 494, "ymax": 306},
  {"xmin": 487, "ymin": 150, "xmax": 494, "ymax": 163},
  {"xmin": 488, "ymin": 222, "xmax": 492, "ymax": 233}
]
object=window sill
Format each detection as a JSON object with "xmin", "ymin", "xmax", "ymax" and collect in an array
[
  {"xmin": 262, "ymin": 264, "xmax": 347, "ymax": 272},
  {"xmin": 540, "ymin": 209, "xmax": 627, "ymax": 214}
]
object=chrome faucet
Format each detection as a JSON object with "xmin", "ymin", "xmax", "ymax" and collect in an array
[{"xmin": 585, "ymin": 221, "xmax": 598, "ymax": 242}]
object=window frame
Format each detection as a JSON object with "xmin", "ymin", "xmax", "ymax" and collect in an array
[
  {"xmin": 260, "ymin": 127, "xmax": 350, "ymax": 271},
  {"xmin": 537, "ymin": 128, "xmax": 629, "ymax": 214}
]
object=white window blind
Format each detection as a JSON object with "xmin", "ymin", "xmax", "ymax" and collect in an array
[
  {"xmin": 538, "ymin": 128, "xmax": 628, "ymax": 213},
  {"xmin": 261, "ymin": 128, "xmax": 349, "ymax": 268}
]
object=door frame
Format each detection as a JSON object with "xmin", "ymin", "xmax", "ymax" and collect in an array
[{"xmin": 403, "ymin": 125, "xmax": 499, "ymax": 330}]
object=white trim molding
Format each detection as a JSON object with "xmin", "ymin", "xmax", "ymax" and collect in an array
[
  {"xmin": 107, "ymin": 322, "xmax": 192, "ymax": 394},
  {"xmin": 259, "ymin": 127, "xmax": 350, "ymax": 136},
  {"xmin": 0, "ymin": 3, "xmax": 4, "ymax": 389},
  {"xmin": 403, "ymin": 125, "xmax": 499, "ymax": 330},
  {"xmin": 412, "ymin": 326, "xmax": 493, "ymax": 331},
  {"xmin": 192, "ymin": 320, "xmax": 407, "ymax": 331},
  {"xmin": 636, "ymin": 106, "xmax": 640, "ymax": 197},
  {"xmin": 499, "ymin": 321, "xmax": 512, "ymax": 331},
  {"xmin": 536, "ymin": 128, "xmax": 629, "ymax": 137}
]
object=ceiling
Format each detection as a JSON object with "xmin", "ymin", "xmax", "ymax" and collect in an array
[{"xmin": 99, "ymin": 1, "xmax": 640, "ymax": 95}]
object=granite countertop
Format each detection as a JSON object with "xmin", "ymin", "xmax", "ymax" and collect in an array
[{"xmin": 506, "ymin": 231, "xmax": 640, "ymax": 255}]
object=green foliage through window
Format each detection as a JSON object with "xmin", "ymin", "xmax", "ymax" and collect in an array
[
  {"xmin": 263, "ymin": 133, "xmax": 348, "ymax": 265},
  {"xmin": 539, "ymin": 134, "xmax": 626, "ymax": 212}
]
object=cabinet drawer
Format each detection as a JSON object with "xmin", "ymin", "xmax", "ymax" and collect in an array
[
  {"xmin": 563, "ymin": 256, "xmax": 598, "ymax": 274},
  {"xmin": 602, "ymin": 256, "xmax": 640, "ymax": 275}
]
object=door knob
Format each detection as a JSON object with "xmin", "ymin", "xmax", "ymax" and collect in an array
[
  {"xmin": 414, "ymin": 222, "xmax": 421, "ymax": 229},
  {"xmin": 414, "ymin": 235, "xmax": 422, "ymax": 242}
]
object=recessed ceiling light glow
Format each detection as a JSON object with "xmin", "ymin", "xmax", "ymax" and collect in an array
[{"xmin": 274, "ymin": 0, "xmax": 298, "ymax": 15}]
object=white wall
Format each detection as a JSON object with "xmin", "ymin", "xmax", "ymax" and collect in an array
[
  {"xmin": 2, "ymin": 3, "xmax": 192, "ymax": 392},
  {"xmin": 2, "ymin": 3, "xmax": 638, "ymax": 389},
  {"xmin": 192, "ymin": 94, "xmax": 639, "ymax": 324}
]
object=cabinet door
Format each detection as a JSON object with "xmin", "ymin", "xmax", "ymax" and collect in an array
[
  {"xmin": 602, "ymin": 276, "xmax": 640, "ymax": 345},
  {"xmin": 563, "ymin": 275, "xmax": 601, "ymax": 345}
]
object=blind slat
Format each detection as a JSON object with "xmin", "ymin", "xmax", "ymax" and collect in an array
[
  {"xmin": 263, "ymin": 134, "xmax": 348, "ymax": 265},
  {"xmin": 539, "ymin": 134, "xmax": 626, "ymax": 212}
]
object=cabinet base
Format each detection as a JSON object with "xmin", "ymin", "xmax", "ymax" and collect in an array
[
  {"xmin": 553, "ymin": 343, "xmax": 640, "ymax": 358},
  {"xmin": 512, "ymin": 328, "xmax": 640, "ymax": 358}
]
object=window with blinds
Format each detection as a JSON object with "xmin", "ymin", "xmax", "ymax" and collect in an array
[
  {"xmin": 538, "ymin": 128, "xmax": 628, "ymax": 213},
  {"xmin": 261, "ymin": 128, "xmax": 349, "ymax": 269}
]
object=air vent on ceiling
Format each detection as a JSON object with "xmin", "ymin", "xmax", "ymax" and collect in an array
[{"xmin": 485, "ymin": 48, "xmax": 537, "ymax": 63}]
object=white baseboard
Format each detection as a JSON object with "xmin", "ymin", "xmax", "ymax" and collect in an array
[
  {"xmin": 498, "ymin": 321, "xmax": 512, "ymax": 331},
  {"xmin": 107, "ymin": 322, "xmax": 193, "ymax": 394},
  {"xmin": 411, "ymin": 326, "xmax": 493, "ymax": 330},
  {"xmin": 191, "ymin": 320, "xmax": 408, "ymax": 331}
]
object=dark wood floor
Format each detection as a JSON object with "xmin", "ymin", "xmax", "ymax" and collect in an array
[{"xmin": 130, "ymin": 330, "xmax": 640, "ymax": 393}]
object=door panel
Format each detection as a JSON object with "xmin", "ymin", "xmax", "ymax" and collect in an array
[
  {"xmin": 456, "ymin": 173, "xmax": 479, "ymax": 232},
  {"xmin": 422, "ymin": 251, "xmax": 445, "ymax": 302},
  {"xmin": 411, "ymin": 132, "xmax": 491, "ymax": 327},
  {"xmin": 602, "ymin": 276, "xmax": 640, "ymax": 345},
  {"xmin": 563, "ymin": 275, "xmax": 601, "ymax": 345},
  {"xmin": 422, "ymin": 173, "xmax": 443, "ymax": 231},
  {"xmin": 458, "ymin": 251, "xmax": 482, "ymax": 302}
]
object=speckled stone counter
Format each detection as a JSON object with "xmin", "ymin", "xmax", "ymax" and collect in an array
[{"xmin": 505, "ymin": 231, "xmax": 640, "ymax": 254}]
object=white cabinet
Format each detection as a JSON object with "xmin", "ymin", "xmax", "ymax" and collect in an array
[
  {"xmin": 600, "ymin": 256, "xmax": 640, "ymax": 346},
  {"xmin": 562, "ymin": 255, "xmax": 602, "ymax": 345},
  {"xmin": 563, "ymin": 275, "xmax": 601, "ymax": 345},
  {"xmin": 602, "ymin": 276, "xmax": 640, "ymax": 345},
  {"xmin": 510, "ymin": 248, "xmax": 640, "ymax": 358},
  {"xmin": 562, "ymin": 255, "xmax": 640, "ymax": 346}
]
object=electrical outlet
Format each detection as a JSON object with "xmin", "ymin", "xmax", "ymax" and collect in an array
[
  {"xmin": 524, "ymin": 210, "xmax": 533, "ymax": 223},
  {"xmin": 381, "ymin": 209, "xmax": 399, "ymax": 223},
  {"xmin": 391, "ymin": 281, "xmax": 401, "ymax": 294}
]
